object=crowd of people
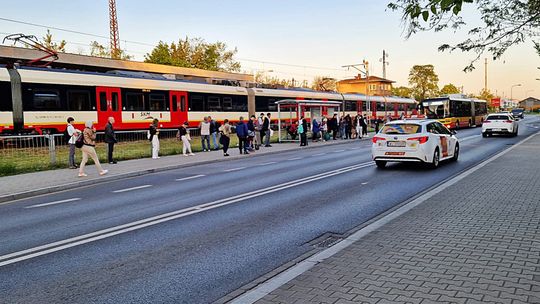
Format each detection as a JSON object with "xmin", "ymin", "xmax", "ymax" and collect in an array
[{"xmin": 64, "ymin": 112, "xmax": 389, "ymax": 177}]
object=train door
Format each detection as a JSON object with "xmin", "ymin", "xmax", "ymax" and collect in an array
[
  {"xmin": 170, "ymin": 91, "xmax": 188, "ymax": 126},
  {"xmin": 96, "ymin": 87, "xmax": 122, "ymax": 128}
]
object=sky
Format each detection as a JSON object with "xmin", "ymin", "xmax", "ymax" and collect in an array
[{"xmin": 0, "ymin": 0, "xmax": 538, "ymax": 100}]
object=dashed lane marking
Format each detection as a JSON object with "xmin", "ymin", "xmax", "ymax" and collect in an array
[
  {"xmin": 112, "ymin": 185, "xmax": 152, "ymax": 193},
  {"xmin": 175, "ymin": 175, "xmax": 205, "ymax": 181},
  {"xmin": 25, "ymin": 198, "xmax": 81, "ymax": 209},
  {"xmin": 224, "ymin": 167, "xmax": 246, "ymax": 172},
  {"xmin": 287, "ymin": 157, "xmax": 303, "ymax": 161},
  {"xmin": 258, "ymin": 162, "xmax": 277, "ymax": 166},
  {"xmin": 312, "ymin": 153, "xmax": 325, "ymax": 157}
]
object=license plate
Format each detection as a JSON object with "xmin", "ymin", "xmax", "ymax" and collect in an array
[
  {"xmin": 493, "ymin": 128, "xmax": 501, "ymax": 131},
  {"xmin": 385, "ymin": 152, "xmax": 405, "ymax": 156},
  {"xmin": 387, "ymin": 141, "xmax": 406, "ymax": 147}
]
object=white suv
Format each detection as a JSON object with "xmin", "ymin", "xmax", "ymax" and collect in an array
[
  {"xmin": 482, "ymin": 114, "xmax": 518, "ymax": 137},
  {"xmin": 372, "ymin": 119, "xmax": 460, "ymax": 169}
]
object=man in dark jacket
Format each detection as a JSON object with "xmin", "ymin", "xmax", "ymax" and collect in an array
[
  {"xmin": 236, "ymin": 117, "xmax": 249, "ymax": 155},
  {"xmin": 263, "ymin": 113, "xmax": 272, "ymax": 147},
  {"xmin": 104, "ymin": 117, "xmax": 118, "ymax": 164},
  {"xmin": 208, "ymin": 116, "xmax": 219, "ymax": 150},
  {"xmin": 328, "ymin": 114, "xmax": 338, "ymax": 140}
]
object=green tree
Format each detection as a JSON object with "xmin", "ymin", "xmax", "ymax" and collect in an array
[
  {"xmin": 440, "ymin": 83, "xmax": 461, "ymax": 95},
  {"xmin": 145, "ymin": 37, "xmax": 241, "ymax": 72},
  {"xmin": 408, "ymin": 65, "xmax": 440, "ymax": 101},
  {"xmin": 388, "ymin": 0, "xmax": 540, "ymax": 71},
  {"xmin": 312, "ymin": 76, "xmax": 337, "ymax": 91},
  {"xmin": 254, "ymin": 71, "xmax": 293, "ymax": 87},
  {"xmin": 391, "ymin": 86, "xmax": 413, "ymax": 98},
  {"xmin": 90, "ymin": 41, "xmax": 132, "ymax": 60},
  {"xmin": 42, "ymin": 29, "xmax": 66, "ymax": 52}
]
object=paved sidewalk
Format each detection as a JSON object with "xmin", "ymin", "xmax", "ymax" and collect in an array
[
  {"xmin": 247, "ymin": 134, "xmax": 540, "ymax": 303},
  {"xmin": 0, "ymin": 137, "xmax": 365, "ymax": 203}
]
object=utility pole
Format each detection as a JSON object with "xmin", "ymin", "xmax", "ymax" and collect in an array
[
  {"xmin": 342, "ymin": 60, "xmax": 370, "ymax": 116},
  {"xmin": 109, "ymin": 0, "xmax": 120, "ymax": 59},
  {"xmin": 380, "ymin": 50, "xmax": 389, "ymax": 79}
]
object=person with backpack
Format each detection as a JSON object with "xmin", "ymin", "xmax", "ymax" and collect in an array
[
  {"xmin": 361, "ymin": 115, "xmax": 368, "ymax": 137},
  {"xmin": 208, "ymin": 116, "xmax": 219, "ymax": 151},
  {"xmin": 65, "ymin": 117, "xmax": 80, "ymax": 169},
  {"xmin": 247, "ymin": 115, "xmax": 256, "ymax": 151},
  {"xmin": 149, "ymin": 119, "xmax": 160, "ymax": 159},
  {"xmin": 218, "ymin": 119, "xmax": 231, "ymax": 157},
  {"xmin": 78, "ymin": 121, "xmax": 108, "ymax": 177},
  {"xmin": 312, "ymin": 118, "xmax": 320, "ymax": 142},
  {"xmin": 236, "ymin": 116, "xmax": 249, "ymax": 155},
  {"xmin": 104, "ymin": 117, "xmax": 118, "ymax": 164}
]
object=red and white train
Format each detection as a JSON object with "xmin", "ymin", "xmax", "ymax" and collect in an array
[{"xmin": 0, "ymin": 66, "xmax": 417, "ymax": 134}]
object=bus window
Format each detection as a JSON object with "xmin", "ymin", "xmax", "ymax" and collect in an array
[{"xmin": 172, "ymin": 95, "xmax": 178, "ymax": 112}]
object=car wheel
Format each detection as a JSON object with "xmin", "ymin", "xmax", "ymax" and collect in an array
[
  {"xmin": 430, "ymin": 149, "xmax": 440, "ymax": 169},
  {"xmin": 513, "ymin": 127, "xmax": 518, "ymax": 137},
  {"xmin": 452, "ymin": 144, "xmax": 459, "ymax": 161},
  {"xmin": 482, "ymin": 132, "xmax": 487, "ymax": 138},
  {"xmin": 375, "ymin": 160, "xmax": 387, "ymax": 169}
]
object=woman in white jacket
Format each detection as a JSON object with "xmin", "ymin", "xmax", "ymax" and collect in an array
[{"xmin": 149, "ymin": 119, "xmax": 160, "ymax": 159}]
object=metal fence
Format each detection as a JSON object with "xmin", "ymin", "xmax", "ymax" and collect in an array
[{"xmin": 0, "ymin": 128, "xmax": 204, "ymax": 174}]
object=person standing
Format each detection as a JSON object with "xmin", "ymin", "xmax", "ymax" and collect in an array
[
  {"xmin": 199, "ymin": 117, "xmax": 211, "ymax": 152},
  {"xmin": 328, "ymin": 114, "xmax": 338, "ymax": 140},
  {"xmin": 265, "ymin": 113, "xmax": 272, "ymax": 147},
  {"xmin": 259, "ymin": 113, "xmax": 266, "ymax": 146},
  {"xmin": 209, "ymin": 116, "xmax": 219, "ymax": 150},
  {"xmin": 345, "ymin": 114, "xmax": 352, "ymax": 139},
  {"xmin": 178, "ymin": 122, "xmax": 195, "ymax": 156},
  {"xmin": 361, "ymin": 115, "xmax": 368, "ymax": 137},
  {"xmin": 66, "ymin": 117, "xmax": 80, "ymax": 169},
  {"xmin": 104, "ymin": 117, "xmax": 118, "ymax": 164},
  {"xmin": 236, "ymin": 117, "xmax": 249, "ymax": 155},
  {"xmin": 321, "ymin": 117, "xmax": 328, "ymax": 141},
  {"xmin": 299, "ymin": 117, "xmax": 308, "ymax": 146},
  {"xmin": 78, "ymin": 121, "xmax": 108, "ymax": 177},
  {"xmin": 374, "ymin": 117, "xmax": 381, "ymax": 134},
  {"xmin": 149, "ymin": 119, "xmax": 160, "ymax": 159},
  {"xmin": 312, "ymin": 118, "xmax": 320, "ymax": 142},
  {"xmin": 355, "ymin": 115, "xmax": 363, "ymax": 139},
  {"xmin": 219, "ymin": 119, "xmax": 231, "ymax": 156},
  {"xmin": 254, "ymin": 114, "xmax": 262, "ymax": 150},
  {"xmin": 247, "ymin": 115, "xmax": 256, "ymax": 151}
]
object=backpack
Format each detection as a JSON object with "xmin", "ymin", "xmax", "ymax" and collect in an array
[
  {"xmin": 63, "ymin": 127, "xmax": 71, "ymax": 142},
  {"xmin": 74, "ymin": 134, "xmax": 84, "ymax": 148}
]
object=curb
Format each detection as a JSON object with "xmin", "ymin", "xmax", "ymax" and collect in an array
[{"xmin": 0, "ymin": 139, "xmax": 364, "ymax": 204}]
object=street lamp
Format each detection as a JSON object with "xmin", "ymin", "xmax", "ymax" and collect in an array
[{"xmin": 510, "ymin": 84, "xmax": 522, "ymax": 101}]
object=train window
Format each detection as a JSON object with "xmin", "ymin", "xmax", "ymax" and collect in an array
[
  {"xmin": 111, "ymin": 92, "xmax": 119, "ymax": 111},
  {"xmin": 232, "ymin": 96, "xmax": 247, "ymax": 111},
  {"xmin": 189, "ymin": 95, "xmax": 204, "ymax": 111},
  {"xmin": 345, "ymin": 101, "xmax": 357, "ymax": 111},
  {"xmin": 149, "ymin": 93, "xmax": 166, "ymax": 111},
  {"xmin": 376, "ymin": 102, "xmax": 385, "ymax": 111},
  {"xmin": 223, "ymin": 97, "xmax": 233, "ymax": 110},
  {"xmin": 397, "ymin": 103, "xmax": 405, "ymax": 111},
  {"xmin": 181, "ymin": 95, "xmax": 186, "ymax": 112},
  {"xmin": 0, "ymin": 82, "xmax": 13, "ymax": 111},
  {"xmin": 33, "ymin": 90, "xmax": 61, "ymax": 110},
  {"xmin": 172, "ymin": 95, "xmax": 178, "ymax": 112},
  {"xmin": 99, "ymin": 92, "xmax": 107, "ymax": 111},
  {"xmin": 268, "ymin": 98, "xmax": 277, "ymax": 111},
  {"xmin": 207, "ymin": 96, "xmax": 221, "ymax": 111},
  {"xmin": 126, "ymin": 92, "xmax": 144, "ymax": 111},
  {"xmin": 67, "ymin": 90, "xmax": 92, "ymax": 111}
]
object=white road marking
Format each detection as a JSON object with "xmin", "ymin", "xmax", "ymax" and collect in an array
[
  {"xmin": 361, "ymin": 182, "xmax": 369, "ymax": 185},
  {"xmin": 258, "ymin": 162, "xmax": 277, "ymax": 166},
  {"xmin": 460, "ymin": 135, "xmax": 481, "ymax": 141},
  {"xmin": 175, "ymin": 175, "xmax": 205, "ymax": 181},
  {"xmin": 312, "ymin": 153, "xmax": 325, "ymax": 157},
  {"xmin": 0, "ymin": 161, "xmax": 375, "ymax": 268},
  {"xmin": 25, "ymin": 198, "xmax": 81, "ymax": 209},
  {"xmin": 332, "ymin": 150, "xmax": 345, "ymax": 153},
  {"xmin": 112, "ymin": 185, "xmax": 152, "ymax": 193},
  {"xmin": 287, "ymin": 157, "xmax": 303, "ymax": 161},
  {"xmin": 228, "ymin": 132, "xmax": 540, "ymax": 304},
  {"xmin": 224, "ymin": 167, "xmax": 246, "ymax": 172}
]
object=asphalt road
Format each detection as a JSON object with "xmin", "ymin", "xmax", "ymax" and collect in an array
[{"xmin": 1, "ymin": 116, "xmax": 539, "ymax": 304}]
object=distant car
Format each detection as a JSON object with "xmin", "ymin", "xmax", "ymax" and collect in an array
[
  {"xmin": 371, "ymin": 119, "xmax": 459, "ymax": 169},
  {"xmin": 482, "ymin": 113, "xmax": 518, "ymax": 137},
  {"xmin": 511, "ymin": 108, "xmax": 525, "ymax": 119}
]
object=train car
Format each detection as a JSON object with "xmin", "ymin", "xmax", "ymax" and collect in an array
[
  {"xmin": 0, "ymin": 65, "xmax": 417, "ymax": 135},
  {"xmin": 341, "ymin": 94, "xmax": 417, "ymax": 120}
]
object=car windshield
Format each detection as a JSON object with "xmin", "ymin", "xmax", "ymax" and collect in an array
[
  {"xmin": 511, "ymin": 109, "xmax": 523, "ymax": 114},
  {"xmin": 381, "ymin": 124, "xmax": 422, "ymax": 134},
  {"xmin": 487, "ymin": 115, "xmax": 511, "ymax": 120}
]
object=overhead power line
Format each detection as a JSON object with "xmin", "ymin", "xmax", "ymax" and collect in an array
[{"xmin": 0, "ymin": 16, "xmax": 350, "ymax": 73}]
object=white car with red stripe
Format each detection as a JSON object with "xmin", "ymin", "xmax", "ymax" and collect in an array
[{"xmin": 371, "ymin": 119, "xmax": 460, "ymax": 169}]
